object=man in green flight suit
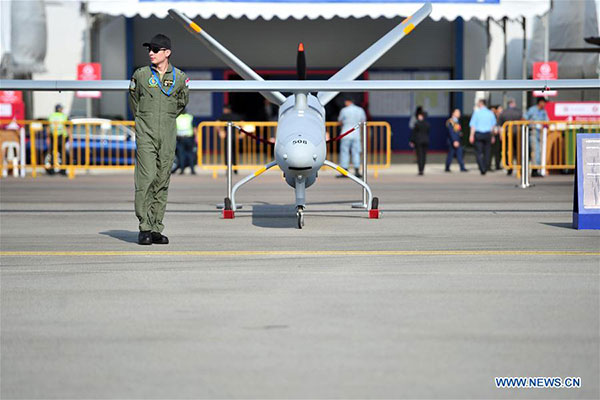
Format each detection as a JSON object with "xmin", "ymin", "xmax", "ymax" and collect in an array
[{"xmin": 129, "ymin": 34, "xmax": 189, "ymax": 245}]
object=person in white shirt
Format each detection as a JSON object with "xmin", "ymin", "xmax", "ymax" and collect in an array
[{"xmin": 337, "ymin": 98, "xmax": 367, "ymax": 178}]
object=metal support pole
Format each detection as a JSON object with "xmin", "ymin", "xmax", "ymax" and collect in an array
[
  {"xmin": 19, "ymin": 127, "xmax": 25, "ymax": 177},
  {"xmin": 544, "ymin": 8, "xmax": 550, "ymax": 63},
  {"xmin": 361, "ymin": 121, "xmax": 368, "ymax": 205},
  {"xmin": 85, "ymin": 1, "xmax": 92, "ymax": 118},
  {"xmin": 217, "ymin": 122, "xmax": 242, "ymax": 209},
  {"xmin": 483, "ymin": 17, "xmax": 491, "ymax": 104},
  {"xmin": 502, "ymin": 17, "xmax": 507, "ymax": 107},
  {"xmin": 541, "ymin": 126, "xmax": 547, "ymax": 176},
  {"xmin": 352, "ymin": 121, "xmax": 368, "ymax": 209},
  {"xmin": 521, "ymin": 17, "xmax": 527, "ymax": 114},
  {"xmin": 518, "ymin": 124, "xmax": 532, "ymax": 188},
  {"xmin": 227, "ymin": 121, "xmax": 233, "ymax": 199}
]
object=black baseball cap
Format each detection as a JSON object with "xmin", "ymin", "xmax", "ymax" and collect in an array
[{"xmin": 143, "ymin": 34, "xmax": 171, "ymax": 50}]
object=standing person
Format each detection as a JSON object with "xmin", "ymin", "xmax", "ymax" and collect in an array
[
  {"xmin": 497, "ymin": 98, "xmax": 522, "ymax": 175},
  {"xmin": 525, "ymin": 97, "xmax": 549, "ymax": 177},
  {"xmin": 409, "ymin": 110, "xmax": 430, "ymax": 175},
  {"xmin": 337, "ymin": 98, "xmax": 367, "ymax": 178},
  {"xmin": 469, "ymin": 99, "xmax": 497, "ymax": 175},
  {"xmin": 445, "ymin": 108, "xmax": 467, "ymax": 172},
  {"xmin": 408, "ymin": 105, "xmax": 423, "ymax": 131},
  {"xmin": 129, "ymin": 33, "xmax": 189, "ymax": 245},
  {"xmin": 175, "ymin": 109, "xmax": 196, "ymax": 175},
  {"xmin": 47, "ymin": 103, "xmax": 68, "ymax": 175},
  {"xmin": 218, "ymin": 104, "xmax": 243, "ymax": 174},
  {"xmin": 489, "ymin": 105, "xmax": 503, "ymax": 171}
]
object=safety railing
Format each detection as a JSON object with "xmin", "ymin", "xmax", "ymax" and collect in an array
[
  {"xmin": 0, "ymin": 119, "xmax": 136, "ymax": 178},
  {"xmin": 197, "ymin": 121, "xmax": 391, "ymax": 178},
  {"xmin": 501, "ymin": 120, "xmax": 600, "ymax": 179},
  {"xmin": 1, "ymin": 119, "xmax": 391, "ymax": 179}
]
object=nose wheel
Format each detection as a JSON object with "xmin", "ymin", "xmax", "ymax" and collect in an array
[{"xmin": 296, "ymin": 206, "xmax": 305, "ymax": 229}]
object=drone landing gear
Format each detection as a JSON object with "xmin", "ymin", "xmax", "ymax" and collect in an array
[
  {"xmin": 323, "ymin": 159, "xmax": 380, "ymax": 219},
  {"xmin": 294, "ymin": 177, "xmax": 306, "ymax": 229},
  {"xmin": 223, "ymin": 197, "xmax": 234, "ymax": 219},
  {"xmin": 222, "ymin": 160, "xmax": 278, "ymax": 219},
  {"xmin": 296, "ymin": 205, "xmax": 305, "ymax": 229},
  {"xmin": 369, "ymin": 197, "xmax": 380, "ymax": 219}
]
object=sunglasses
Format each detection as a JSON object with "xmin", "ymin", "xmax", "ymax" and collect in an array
[{"xmin": 147, "ymin": 46, "xmax": 167, "ymax": 54}]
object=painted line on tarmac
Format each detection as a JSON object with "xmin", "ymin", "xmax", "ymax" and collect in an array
[{"xmin": 1, "ymin": 250, "xmax": 599, "ymax": 257}]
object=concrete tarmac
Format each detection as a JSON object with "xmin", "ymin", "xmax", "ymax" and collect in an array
[{"xmin": 1, "ymin": 165, "xmax": 599, "ymax": 399}]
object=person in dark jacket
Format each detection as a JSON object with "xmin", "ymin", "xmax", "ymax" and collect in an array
[
  {"xmin": 409, "ymin": 110, "xmax": 430, "ymax": 175},
  {"xmin": 490, "ymin": 105, "xmax": 503, "ymax": 171},
  {"xmin": 497, "ymin": 98, "xmax": 523, "ymax": 175},
  {"xmin": 445, "ymin": 108, "xmax": 467, "ymax": 172}
]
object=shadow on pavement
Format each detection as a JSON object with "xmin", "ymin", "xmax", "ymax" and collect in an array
[
  {"xmin": 541, "ymin": 222, "xmax": 574, "ymax": 230},
  {"xmin": 252, "ymin": 205, "xmax": 297, "ymax": 229},
  {"xmin": 100, "ymin": 230, "xmax": 139, "ymax": 243}
]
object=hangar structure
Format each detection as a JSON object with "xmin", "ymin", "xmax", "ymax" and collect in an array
[{"xmin": 2, "ymin": 0, "xmax": 598, "ymax": 150}]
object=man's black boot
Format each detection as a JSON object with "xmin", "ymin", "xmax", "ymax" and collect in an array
[
  {"xmin": 138, "ymin": 231, "xmax": 152, "ymax": 245},
  {"xmin": 355, "ymin": 169, "xmax": 363, "ymax": 179},
  {"xmin": 151, "ymin": 232, "xmax": 169, "ymax": 244}
]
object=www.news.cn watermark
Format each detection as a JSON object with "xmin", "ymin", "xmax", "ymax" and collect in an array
[{"xmin": 495, "ymin": 377, "xmax": 581, "ymax": 389}]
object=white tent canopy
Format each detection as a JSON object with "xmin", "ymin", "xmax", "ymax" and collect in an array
[{"xmin": 87, "ymin": 0, "xmax": 551, "ymax": 21}]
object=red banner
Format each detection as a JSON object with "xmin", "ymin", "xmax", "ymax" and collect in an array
[
  {"xmin": 0, "ymin": 91, "xmax": 25, "ymax": 124},
  {"xmin": 533, "ymin": 61, "xmax": 558, "ymax": 97},
  {"xmin": 77, "ymin": 63, "xmax": 102, "ymax": 99},
  {"xmin": 546, "ymin": 102, "xmax": 600, "ymax": 122},
  {"xmin": 0, "ymin": 91, "xmax": 23, "ymax": 104}
]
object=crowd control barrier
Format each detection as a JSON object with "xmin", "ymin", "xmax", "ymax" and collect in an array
[
  {"xmin": 0, "ymin": 119, "xmax": 136, "ymax": 179},
  {"xmin": 501, "ymin": 120, "xmax": 600, "ymax": 183},
  {"xmin": 197, "ymin": 121, "xmax": 391, "ymax": 178},
  {"xmin": 0, "ymin": 119, "xmax": 391, "ymax": 179}
]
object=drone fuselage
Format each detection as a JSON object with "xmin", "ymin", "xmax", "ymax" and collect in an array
[{"xmin": 274, "ymin": 93, "xmax": 327, "ymax": 193}]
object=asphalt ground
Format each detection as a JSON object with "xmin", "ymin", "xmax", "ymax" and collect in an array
[{"xmin": 1, "ymin": 163, "xmax": 599, "ymax": 399}]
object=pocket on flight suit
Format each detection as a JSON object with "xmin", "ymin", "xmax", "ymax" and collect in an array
[
  {"xmin": 165, "ymin": 99, "xmax": 178, "ymax": 116},
  {"xmin": 138, "ymin": 89, "xmax": 153, "ymax": 112},
  {"xmin": 176, "ymin": 89, "xmax": 186, "ymax": 111}
]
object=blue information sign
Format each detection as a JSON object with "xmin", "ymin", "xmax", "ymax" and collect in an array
[{"xmin": 573, "ymin": 133, "xmax": 600, "ymax": 229}]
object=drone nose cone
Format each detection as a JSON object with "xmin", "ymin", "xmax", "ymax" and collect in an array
[{"xmin": 285, "ymin": 139, "xmax": 316, "ymax": 171}]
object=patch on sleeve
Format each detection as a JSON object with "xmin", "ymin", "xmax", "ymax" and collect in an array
[
  {"xmin": 129, "ymin": 78, "xmax": 136, "ymax": 91},
  {"xmin": 185, "ymin": 77, "xmax": 190, "ymax": 87}
]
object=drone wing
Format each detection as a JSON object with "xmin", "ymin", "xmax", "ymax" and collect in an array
[
  {"xmin": 168, "ymin": 8, "xmax": 287, "ymax": 106},
  {"xmin": 317, "ymin": 2, "xmax": 432, "ymax": 106},
  {"xmin": 3, "ymin": 79, "xmax": 599, "ymax": 92}
]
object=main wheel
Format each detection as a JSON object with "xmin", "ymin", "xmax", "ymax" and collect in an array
[
  {"xmin": 296, "ymin": 206, "xmax": 305, "ymax": 229},
  {"xmin": 224, "ymin": 197, "xmax": 232, "ymax": 210},
  {"xmin": 371, "ymin": 197, "xmax": 379, "ymax": 210}
]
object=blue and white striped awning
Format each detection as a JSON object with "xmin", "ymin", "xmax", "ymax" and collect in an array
[{"xmin": 87, "ymin": 0, "xmax": 551, "ymax": 20}]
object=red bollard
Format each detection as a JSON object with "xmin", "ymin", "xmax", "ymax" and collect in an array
[{"xmin": 369, "ymin": 209, "xmax": 380, "ymax": 219}]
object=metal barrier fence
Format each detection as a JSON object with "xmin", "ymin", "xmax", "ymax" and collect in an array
[
  {"xmin": 197, "ymin": 121, "xmax": 391, "ymax": 178},
  {"xmin": 0, "ymin": 119, "xmax": 136, "ymax": 178},
  {"xmin": 501, "ymin": 120, "xmax": 600, "ymax": 178},
  {"xmin": 1, "ymin": 120, "xmax": 390, "ymax": 179}
]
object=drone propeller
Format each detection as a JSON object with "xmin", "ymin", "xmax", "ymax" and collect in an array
[{"xmin": 297, "ymin": 43, "xmax": 306, "ymax": 80}]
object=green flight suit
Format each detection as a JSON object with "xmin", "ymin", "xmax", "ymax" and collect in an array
[{"xmin": 128, "ymin": 63, "xmax": 189, "ymax": 233}]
